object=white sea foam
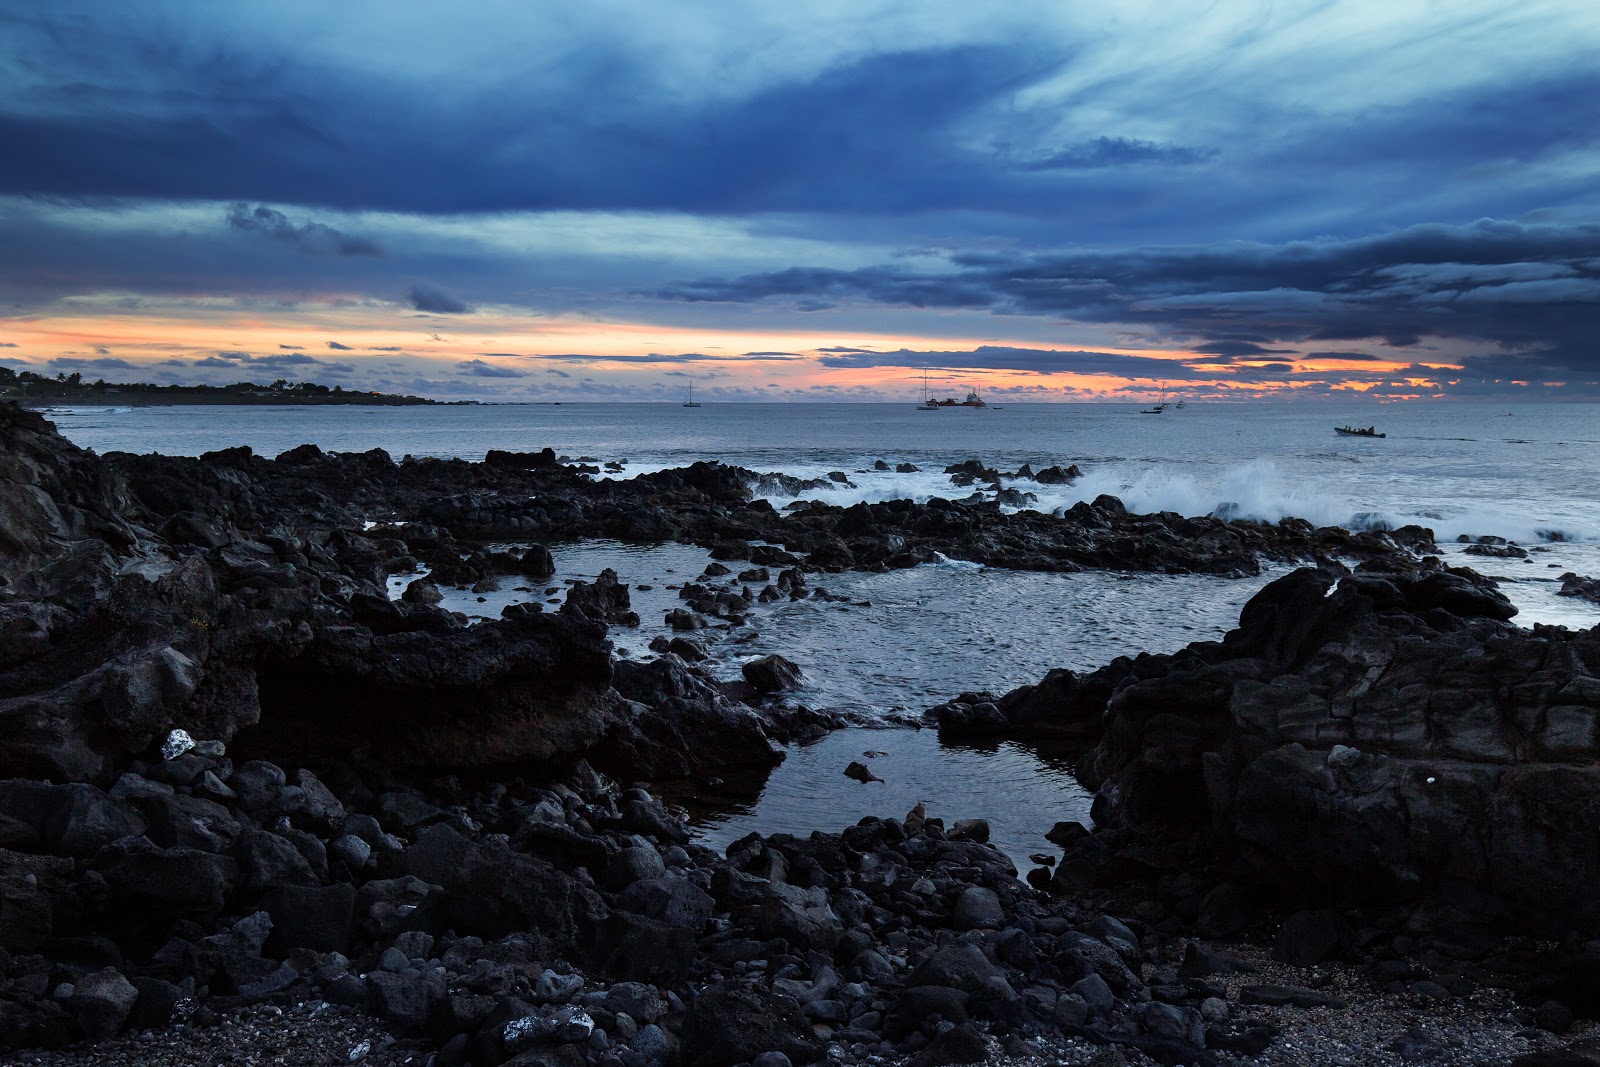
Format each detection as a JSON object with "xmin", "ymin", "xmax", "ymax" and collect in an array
[
  {"xmin": 921, "ymin": 552, "xmax": 984, "ymax": 571},
  {"xmin": 752, "ymin": 459, "xmax": 1600, "ymax": 545}
]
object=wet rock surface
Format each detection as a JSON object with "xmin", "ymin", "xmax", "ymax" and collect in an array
[
  {"xmin": 4, "ymin": 402, "xmax": 1599, "ymax": 1064},
  {"xmin": 1558, "ymin": 572, "xmax": 1600, "ymax": 606}
]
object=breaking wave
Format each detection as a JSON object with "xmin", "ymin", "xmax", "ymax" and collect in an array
[{"xmin": 750, "ymin": 458, "xmax": 1600, "ymax": 545}]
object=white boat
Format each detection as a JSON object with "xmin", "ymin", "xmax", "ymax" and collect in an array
[{"xmin": 682, "ymin": 379, "xmax": 701, "ymax": 408}]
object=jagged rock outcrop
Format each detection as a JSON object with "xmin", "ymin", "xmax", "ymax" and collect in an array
[{"xmin": 1058, "ymin": 564, "xmax": 1600, "ymax": 937}]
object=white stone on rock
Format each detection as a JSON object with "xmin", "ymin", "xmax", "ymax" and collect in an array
[
  {"xmin": 161, "ymin": 728, "xmax": 196, "ymax": 760},
  {"xmin": 556, "ymin": 1009, "xmax": 595, "ymax": 1042}
]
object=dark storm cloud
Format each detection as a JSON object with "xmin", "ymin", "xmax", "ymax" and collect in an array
[
  {"xmin": 407, "ymin": 284, "xmax": 472, "ymax": 314},
  {"xmin": 226, "ymin": 203, "xmax": 381, "ymax": 256},
  {"xmin": 1020, "ymin": 137, "xmax": 1215, "ymax": 170},
  {"xmin": 531, "ymin": 352, "xmax": 803, "ymax": 365},
  {"xmin": 247, "ymin": 352, "xmax": 319, "ymax": 367},
  {"xmin": 456, "ymin": 359, "xmax": 526, "ymax": 378},
  {"xmin": 48, "ymin": 356, "xmax": 137, "ymax": 371},
  {"xmin": 1306, "ymin": 350, "xmax": 1383, "ymax": 362},
  {"xmin": 326, "ymin": 341, "xmax": 353, "ymax": 350},
  {"xmin": 1191, "ymin": 341, "xmax": 1294, "ymax": 358},
  {"xmin": 667, "ymin": 219, "xmax": 1600, "ymax": 379},
  {"xmin": 817, "ymin": 345, "xmax": 1205, "ymax": 380},
  {"xmin": 197, "ymin": 351, "xmax": 326, "ymax": 372}
]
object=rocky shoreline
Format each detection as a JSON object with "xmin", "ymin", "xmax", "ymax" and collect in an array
[{"xmin": 3, "ymin": 401, "xmax": 1598, "ymax": 1066}]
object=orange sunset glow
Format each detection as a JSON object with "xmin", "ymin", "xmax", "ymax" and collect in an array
[{"xmin": 1, "ymin": 297, "xmax": 1453, "ymax": 402}]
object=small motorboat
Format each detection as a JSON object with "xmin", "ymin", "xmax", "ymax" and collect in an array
[{"xmin": 1335, "ymin": 425, "xmax": 1386, "ymax": 438}]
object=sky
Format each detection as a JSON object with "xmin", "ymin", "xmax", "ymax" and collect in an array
[{"xmin": 2, "ymin": 0, "xmax": 1599, "ymax": 402}]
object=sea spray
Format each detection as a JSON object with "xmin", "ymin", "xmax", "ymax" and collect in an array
[{"xmin": 752, "ymin": 458, "xmax": 1600, "ymax": 546}]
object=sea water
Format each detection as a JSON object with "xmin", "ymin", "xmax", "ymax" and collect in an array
[{"xmin": 46, "ymin": 402, "xmax": 1600, "ymax": 868}]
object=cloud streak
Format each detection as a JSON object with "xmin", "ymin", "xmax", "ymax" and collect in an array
[
  {"xmin": 408, "ymin": 284, "xmax": 471, "ymax": 314},
  {"xmin": 456, "ymin": 359, "xmax": 526, "ymax": 378},
  {"xmin": 227, "ymin": 204, "xmax": 381, "ymax": 256}
]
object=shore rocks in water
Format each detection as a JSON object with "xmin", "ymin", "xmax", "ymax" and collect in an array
[
  {"xmin": 22, "ymin": 396, "xmax": 1424, "ymax": 586},
  {"xmin": 1558, "ymin": 572, "xmax": 1600, "ymax": 606},
  {"xmin": 741, "ymin": 654, "xmax": 802, "ymax": 694},
  {"xmin": 843, "ymin": 760, "xmax": 882, "ymax": 783},
  {"xmin": 928, "ymin": 664, "xmax": 1127, "ymax": 745},
  {"xmin": 561, "ymin": 568, "xmax": 639, "ymax": 627}
]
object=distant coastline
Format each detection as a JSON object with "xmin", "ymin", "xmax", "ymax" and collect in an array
[{"xmin": 0, "ymin": 367, "xmax": 465, "ymax": 406}]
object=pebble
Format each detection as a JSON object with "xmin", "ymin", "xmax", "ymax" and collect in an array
[{"xmin": 12, "ymin": 1002, "xmax": 422, "ymax": 1067}]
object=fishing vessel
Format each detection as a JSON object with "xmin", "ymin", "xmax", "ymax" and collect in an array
[
  {"xmin": 916, "ymin": 369, "xmax": 986, "ymax": 408},
  {"xmin": 1335, "ymin": 425, "xmax": 1385, "ymax": 438},
  {"xmin": 919, "ymin": 389, "xmax": 987, "ymax": 408}
]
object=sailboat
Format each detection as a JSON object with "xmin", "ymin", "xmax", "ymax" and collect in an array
[
  {"xmin": 682, "ymin": 378, "xmax": 701, "ymax": 408},
  {"xmin": 1140, "ymin": 386, "xmax": 1169, "ymax": 414},
  {"xmin": 916, "ymin": 368, "xmax": 941, "ymax": 410}
]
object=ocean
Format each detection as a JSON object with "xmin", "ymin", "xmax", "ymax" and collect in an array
[{"xmin": 42, "ymin": 401, "xmax": 1600, "ymax": 870}]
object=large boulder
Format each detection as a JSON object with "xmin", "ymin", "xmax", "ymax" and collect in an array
[
  {"xmin": 70, "ymin": 968, "xmax": 138, "ymax": 1042},
  {"xmin": 1070, "ymin": 565, "xmax": 1600, "ymax": 936},
  {"xmin": 605, "ymin": 656, "xmax": 785, "ymax": 783}
]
